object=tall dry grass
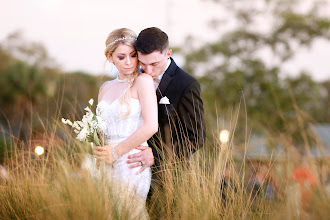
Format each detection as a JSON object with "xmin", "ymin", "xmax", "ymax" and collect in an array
[
  {"xmin": 0, "ymin": 129, "xmax": 148, "ymax": 219},
  {"xmin": 0, "ymin": 124, "xmax": 276, "ymax": 219},
  {"xmin": 0, "ymin": 102, "xmax": 329, "ymax": 219}
]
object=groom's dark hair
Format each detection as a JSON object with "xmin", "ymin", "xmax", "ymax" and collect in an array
[{"xmin": 136, "ymin": 27, "xmax": 169, "ymax": 54}]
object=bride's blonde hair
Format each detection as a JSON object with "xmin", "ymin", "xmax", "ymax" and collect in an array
[{"xmin": 105, "ymin": 28, "xmax": 139, "ymax": 119}]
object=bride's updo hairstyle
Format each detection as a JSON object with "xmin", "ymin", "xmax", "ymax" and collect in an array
[{"xmin": 104, "ymin": 28, "xmax": 139, "ymax": 119}]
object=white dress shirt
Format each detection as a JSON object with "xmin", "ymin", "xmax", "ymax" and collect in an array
[{"xmin": 154, "ymin": 58, "xmax": 171, "ymax": 90}]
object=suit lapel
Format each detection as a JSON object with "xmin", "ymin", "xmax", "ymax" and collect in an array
[
  {"xmin": 157, "ymin": 73, "xmax": 172, "ymax": 101},
  {"xmin": 156, "ymin": 58, "xmax": 176, "ymax": 101}
]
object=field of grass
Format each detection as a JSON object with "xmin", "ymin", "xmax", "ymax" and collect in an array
[{"xmin": 0, "ymin": 119, "xmax": 329, "ymax": 220}]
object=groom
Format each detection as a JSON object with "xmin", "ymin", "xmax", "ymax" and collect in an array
[{"xmin": 127, "ymin": 27, "xmax": 206, "ymax": 174}]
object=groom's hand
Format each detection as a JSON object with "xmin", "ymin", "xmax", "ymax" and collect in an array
[{"xmin": 127, "ymin": 145, "xmax": 154, "ymax": 174}]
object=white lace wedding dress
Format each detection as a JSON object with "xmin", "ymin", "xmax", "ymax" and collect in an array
[{"xmin": 81, "ymin": 97, "xmax": 151, "ymax": 219}]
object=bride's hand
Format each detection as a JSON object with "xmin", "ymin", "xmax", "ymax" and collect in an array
[{"xmin": 93, "ymin": 146, "xmax": 115, "ymax": 164}]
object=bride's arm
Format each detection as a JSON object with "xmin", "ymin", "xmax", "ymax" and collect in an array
[
  {"xmin": 94, "ymin": 74, "xmax": 158, "ymax": 164},
  {"xmin": 115, "ymin": 74, "xmax": 158, "ymax": 156}
]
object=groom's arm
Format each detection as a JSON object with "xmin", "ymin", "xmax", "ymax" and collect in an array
[{"xmin": 176, "ymin": 79, "xmax": 206, "ymax": 156}]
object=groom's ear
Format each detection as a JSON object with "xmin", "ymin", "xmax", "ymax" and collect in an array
[{"xmin": 166, "ymin": 49, "xmax": 172, "ymax": 59}]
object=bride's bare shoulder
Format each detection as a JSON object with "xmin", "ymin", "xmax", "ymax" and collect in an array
[{"xmin": 135, "ymin": 73, "xmax": 153, "ymax": 85}]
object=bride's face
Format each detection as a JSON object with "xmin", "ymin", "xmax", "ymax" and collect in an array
[{"xmin": 109, "ymin": 44, "xmax": 138, "ymax": 76}]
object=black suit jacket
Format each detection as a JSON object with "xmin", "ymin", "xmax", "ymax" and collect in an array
[{"xmin": 148, "ymin": 58, "xmax": 206, "ymax": 168}]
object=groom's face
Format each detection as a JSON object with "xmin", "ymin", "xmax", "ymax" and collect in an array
[{"xmin": 138, "ymin": 49, "xmax": 172, "ymax": 79}]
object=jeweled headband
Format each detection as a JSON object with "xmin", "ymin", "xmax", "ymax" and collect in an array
[{"xmin": 106, "ymin": 36, "xmax": 137, "ymax": 48}]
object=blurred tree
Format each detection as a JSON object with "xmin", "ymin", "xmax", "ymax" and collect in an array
[
  {"xmin": 0, "ymin": 32, "xmax": 110, "ymax": 144},
  {"xmin": 320, "ymin": 80, "xmax": 330, "ymax": 122},
  {"xmin": 184, "ymin": 0, "xmax": 330, "ymax": 146},
  {"xmin": 58, "ymin": 71, "xmax": 108, "ymax": 120},
  {"xmin": 0, "ymin": 61, "xmax": 48, "ymax": 140},
  {"xmin": 0, "ymin": 32, "xmax": 58, "ymax": 141},
  {"xmin": 2, "ymin": 31, "xmax": 58, "ymax": 68}
]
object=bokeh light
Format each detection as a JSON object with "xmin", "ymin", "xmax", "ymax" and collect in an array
[
  {"xmin": 34, "ymin": 146, "xmax": 45, "ymax": 156},
  {"xmin": 219, "ymin": 129, "xmax": 230, "ymax": 144}
]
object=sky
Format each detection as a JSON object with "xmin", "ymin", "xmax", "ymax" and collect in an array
[{"xmin": 1, "ymin": 0, "xmax": 330, "ymax": 81}]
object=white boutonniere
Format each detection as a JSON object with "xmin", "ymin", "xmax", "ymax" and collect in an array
[{"xmin": 159, "ymin": 96, "xmax": 170, "ymax": 104}]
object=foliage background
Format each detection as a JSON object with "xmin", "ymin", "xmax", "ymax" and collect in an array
[{"xmin": 0, "ymin": 0, "xmax": 329, "ymax": 157}]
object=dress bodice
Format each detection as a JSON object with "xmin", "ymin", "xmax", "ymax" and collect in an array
[{"xmin": 97, "ymin": 98, "xmax": 144, "ymax": 144}]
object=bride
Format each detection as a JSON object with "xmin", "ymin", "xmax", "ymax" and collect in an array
[{"xmin": 90, "ymin": 28, "xmax": 158, "ymax": 218}]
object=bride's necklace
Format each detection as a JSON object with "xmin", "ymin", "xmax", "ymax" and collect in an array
[{"xmin": 116, "ymin": 76, "xmax": 127, "ymax": 83}]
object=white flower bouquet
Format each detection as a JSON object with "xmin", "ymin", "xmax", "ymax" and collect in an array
[{"xmin": 62, "ymin": 98, "xmax": 107, "ymax": 146}]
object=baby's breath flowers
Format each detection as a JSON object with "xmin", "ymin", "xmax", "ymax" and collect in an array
[{"xmin": 62, "ymin": 98, "xmax": 106, "ymax": 146}]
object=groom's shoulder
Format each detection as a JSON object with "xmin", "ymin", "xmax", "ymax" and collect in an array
[{"xmin": 172, "ymin": 64, "xmax": 199, "ymax": 87}]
